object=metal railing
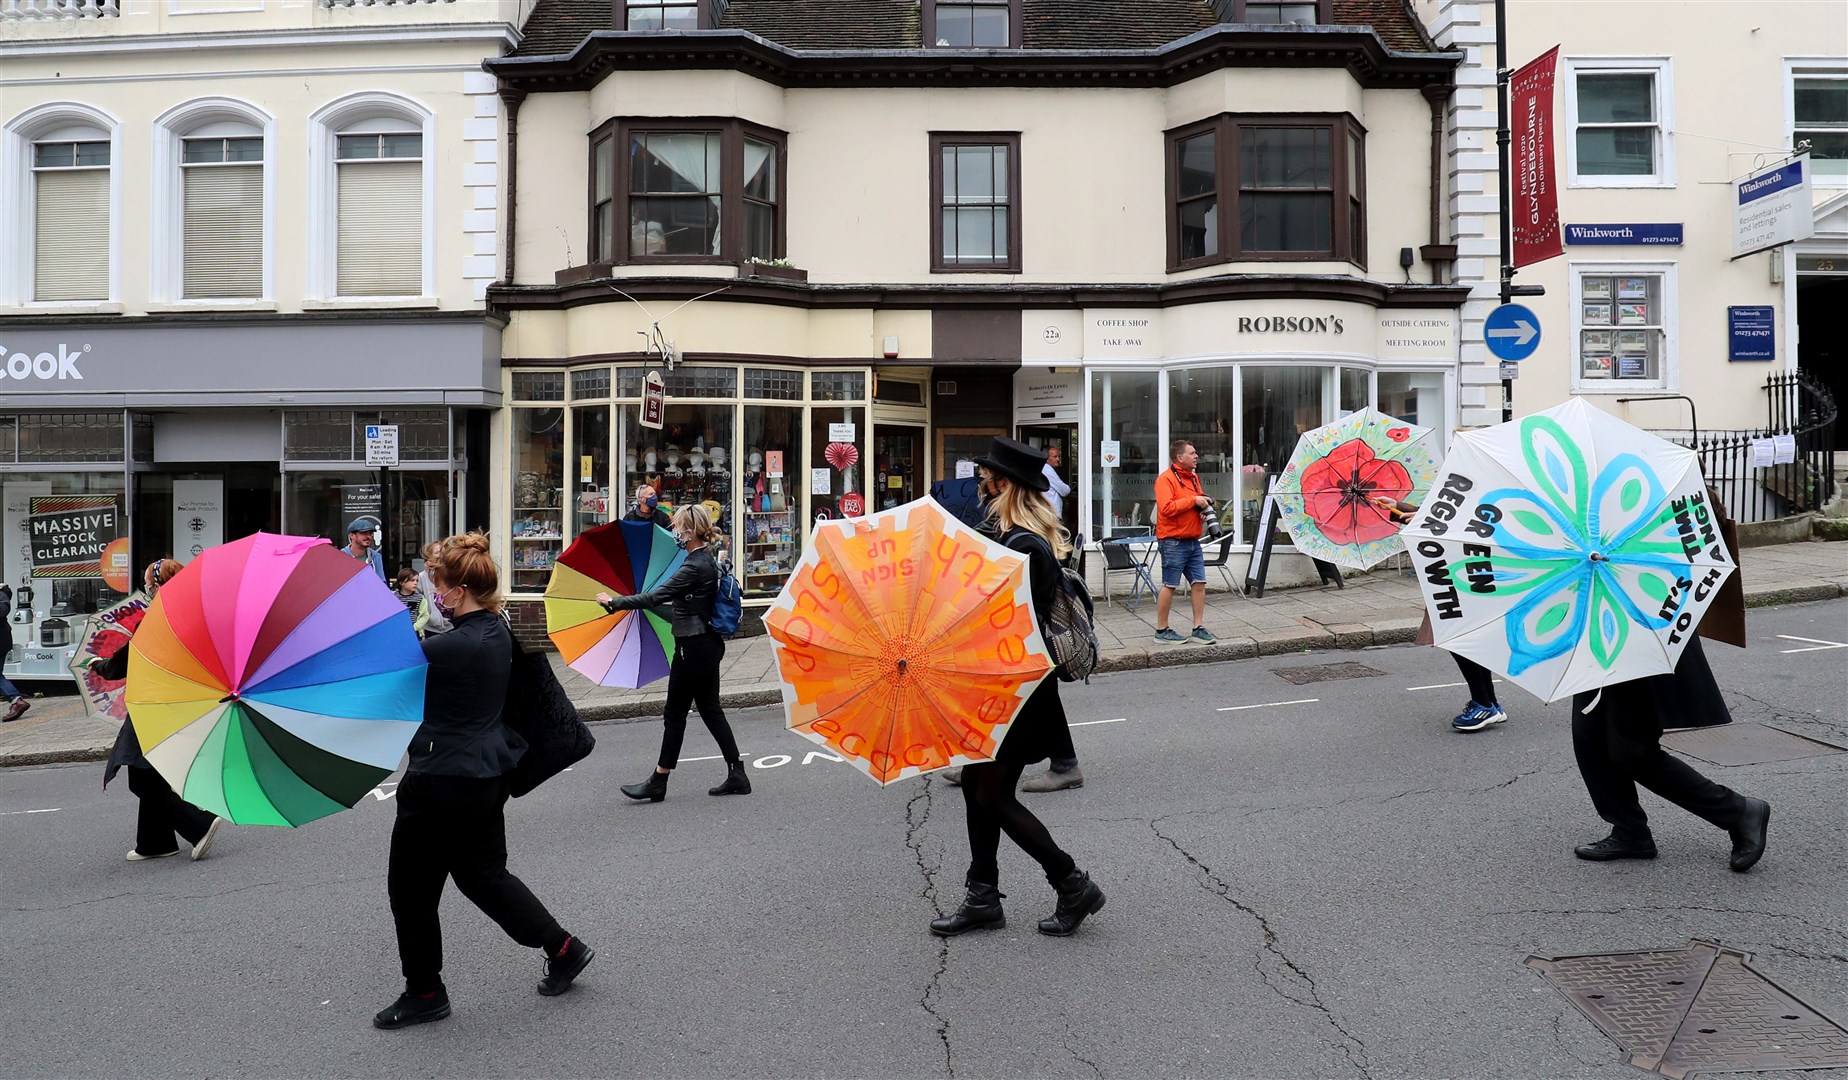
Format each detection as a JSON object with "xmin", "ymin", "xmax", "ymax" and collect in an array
[
  {"xmin": 1, "ymin": 0, "xmax": 119, "ymax": 18},
  {"xmin": 1678, "ymin": 372, "xmax": 1838, "ymax": 524}
]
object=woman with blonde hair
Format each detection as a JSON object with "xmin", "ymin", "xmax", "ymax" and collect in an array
[
  {"xmin": 99, "ymin": 558, "xmax": 224, "ymax": 863},
  {"xmin": 376, "ymin": 533, "xmax": 592, "ymax": 1030},
  {"xmin": 931, "ymin": 437, "xmax": 1105, "ymax": 939},
  {"xmin": 597, "ymin": 504, "xmax": 749, "ymax": 801}
]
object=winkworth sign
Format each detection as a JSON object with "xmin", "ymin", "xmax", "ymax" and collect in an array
[{"xmin": 1564, "ymin": 223, "xmax": 1683, "ymax": 246}]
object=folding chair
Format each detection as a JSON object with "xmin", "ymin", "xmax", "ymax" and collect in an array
[
  {"xmin": 1100, "ymin": 536, "xmax": 1158, "ymax": 611},
  {"xmin": 1200, "ymin": 533, "xmax": 1241, "ymax": 592}
]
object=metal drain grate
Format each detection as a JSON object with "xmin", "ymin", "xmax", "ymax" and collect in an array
[
  {"xmin": 1527, "ymin": 939, "xmax": 1848, "ymax": 1078},
  {"xmin": 1271, "ymin": 661, "xmax": 1387, "ymax": 685},
  {"xmin": 1660, "ymin": 723, "xmax": 1848, "ymax": 766}
]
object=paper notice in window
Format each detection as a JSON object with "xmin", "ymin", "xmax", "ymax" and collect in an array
[
  {"xmin": 810, "ymin": 468, "xmax": 832, "ymax": 495},
  {"xmin": 1099, "ymin": 440, "xmax": 1121, "ymax": 468},
  {"xmin": 827, "ymin": 423, "xmax": 856, "ymax": 442},
  {"xmin": 1751, "ymin": 439, "xmax": 1775, "ymax": 469},
  {"xmin": 1773, "ymin": 434, "xmax": 1797, "ymax": 464},
  {"xmin": 955, "ymin": 460, "xmax": 976, "ymax": 479},
  {"xmin": 766, "ymin": 451, "xmax": 784, "ymax": 477}
]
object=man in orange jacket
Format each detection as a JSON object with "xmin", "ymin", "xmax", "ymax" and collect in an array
[{"xmin": 1153, "ymin": 440, "xmax": 1215, "ymax": 644}]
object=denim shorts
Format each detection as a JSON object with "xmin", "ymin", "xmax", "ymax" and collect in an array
[{"xmin": 1159, "ymin": 538, "xmax": 1206, "ymax": 588}]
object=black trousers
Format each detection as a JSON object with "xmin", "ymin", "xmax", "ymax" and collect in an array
[
  {"xmin": 387, "ymin": 772, "xmax": 566, "ymax": 993},
  {"xmin": 1570, "ymin": 694, "xmax": 1745, "ymax": 845},
  {"xmin": 126, "ymin": 765, "xmax": 216, "ymax": 856},
  {"xmin": 1455, "ymin": 655, "xmax": 1499, "ymax": 706},
  {"xmin": 659, "ymin": 632, "xmax": 739, "ymax": 770},
  {"xmin": 962, "ymin": 759, "xmax": 1077, "ymax": 885}
]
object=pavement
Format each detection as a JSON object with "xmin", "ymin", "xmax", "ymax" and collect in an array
[
  {"xmin": 3, "ymin": 600, "xmax": 1845, "ymax": 1079},
  {"xmin": 3, "ymin": 537, "xmax": 1845, "ymax": 769}
]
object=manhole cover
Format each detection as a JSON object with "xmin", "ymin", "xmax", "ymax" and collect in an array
[
  {"xmin": 1527, "ymin": 939, "xmax": 1848, "ymax": 1078},
  {"xmin": 1271, "ymin": 661, "xmax": 1387, "ymax": 685},
  {"xmin": 1660, "ymin": 723, "xmax": 1848, "ymax": 766}
]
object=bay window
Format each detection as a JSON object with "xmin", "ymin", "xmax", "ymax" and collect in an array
[
  {"xmin": 1167, "ymin": 114, "xmax": 1366, "ymax": 269},
  {"xmin": 589, "ymin": 119, "xmax": 785, "ymax": 265}
]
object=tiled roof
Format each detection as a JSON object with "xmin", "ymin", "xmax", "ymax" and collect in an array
[{"xmin": 511, "ymin": 0, "xmax": 1440, "ymax": 59}]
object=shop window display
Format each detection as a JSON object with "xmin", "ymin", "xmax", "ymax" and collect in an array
[
  {"xmin": 809, "ymin": 404, "xmax": 865, "ymax": 522},
  {"xmin": 624, "ymin": 403, "xmax": 734, "ymax": 553},
  {"xmin": 573, "ymin": 405, "xmax": 611, "ymax": 536},
  {"xmin": 1167, "ymin": 367, "xmax": 1238, "ymax": 534},
  {"xmin": 510, "ymin": 407, "xmax": 564, "ymax": 591},
  {"xmin": 741, "ymin": 405, "xmax": 802, "ymax": 596},
  {"xmin": 1241, "ymin": 365, "xmax": 1331, "ymax": 539},
  {"xmin": 1, "ymin": 469, "xmax": 130, "ymax": 681}
]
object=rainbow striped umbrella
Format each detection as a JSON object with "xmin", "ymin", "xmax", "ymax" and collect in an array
[
  {"xmin": 543, "ymin": 519, "xmax": 684, "ymax": 688},
  {"xmin": 126, "ymin": 534, "xmax": 426, "ymax": 827}
]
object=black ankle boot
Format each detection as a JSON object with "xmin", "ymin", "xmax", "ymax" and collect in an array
[
  {"xmin": 929, "ymin": 877, "xmax": 1006, "ymax": 937},
  {"xmin": 621, "ymin": 770, "xmax": 668, "ymax": 802},
  {"xmin": 709, "ymin": 761, "xmax": 751, "ymax": 796},
  {"xmin": 1037, "ymin": 867, "xmax": 1105, "ymax": 936}
]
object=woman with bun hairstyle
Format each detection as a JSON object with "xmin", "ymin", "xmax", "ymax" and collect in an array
[
  {"xmin": 100, "ymin": 558, "xmax": 225, "ymax": 863},
  {"xmin": 931, "ymin": 437, "xmax": 1105, "ymax": 939},
  {"xmin": 375, "ymin": 533, "xmax": 593, "ymax": 1030},
  {"xmin": 596, "ymin": 503, "xmax": 749, "ymax": 802}
]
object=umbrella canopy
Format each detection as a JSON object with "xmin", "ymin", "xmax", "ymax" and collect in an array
[
  {"xmin": 1273, "ymin": 407, "xmax": 1440, "ymax": 570},
  {"xmin": 68, "ymin": 591, "xmax": 151, "ymax": 724},
  {"xmin": 126, "ymin": 534, "xmax": 427, "ymax": 826},
  {"xmin": 1400, "ymin": 399, "xmax": 1735, "ymax": 703},
  {"xmin": 764, "ymin": 497, "xmax": 1054, "ymax": 786},
  {"xmin": 543, "ymin": 519, "xmax": 685, "ymax": 688}
]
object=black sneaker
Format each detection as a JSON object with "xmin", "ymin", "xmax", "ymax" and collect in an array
[
  {"xmin": 373, "ymin": 988, "xmax": 451, "ymax": 1030},
  {"xmin": 1573, "ymin": 834, "xmax": 1657, "ymax": 861},
  {"xmin": 537, "ymin": 935, "xmax": 594, "ymax": 996}
]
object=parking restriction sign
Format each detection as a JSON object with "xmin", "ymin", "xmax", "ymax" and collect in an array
[{"xmin": 365, "ymin": 424, "xmax": 400, "ymax": 467}]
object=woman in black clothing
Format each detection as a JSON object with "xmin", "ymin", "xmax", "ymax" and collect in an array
[
  {"xmin": 597, "ymin": 504, "xmax": 749, "ymax": 802},
  {"xmin": 932, "ymin": 437, "xmax": 1105, "ymax": 939},
  {"xmin": 100, "ymin": 559, "xmax": 224, "ymax": 863},
  {"xmin": 375, "ymin": 533, "xmax": 593, "ymax": 1031}
]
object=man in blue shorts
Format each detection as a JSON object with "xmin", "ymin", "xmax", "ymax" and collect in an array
[{"xmin": 1152, "ymin": 440, "xmax": 1215, "ymax": 644}]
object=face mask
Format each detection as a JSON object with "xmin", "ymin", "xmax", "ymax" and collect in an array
[{"xmin": 431, "ymin": 586, "xmax": 462, "ymax": 619}]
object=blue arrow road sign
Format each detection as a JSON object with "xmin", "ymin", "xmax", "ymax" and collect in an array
[{"xmin": 1484, "ymin": 304, "xmax": 1541, "ymax": 362}]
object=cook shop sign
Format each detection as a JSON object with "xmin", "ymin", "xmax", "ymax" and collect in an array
[
  {"xmin": 0, "ymin": 343, "xmax": 88, "ymax": 381},
  {"xmin": 29, "ymin": 496, "xmax": 119, "ymax": 577}
]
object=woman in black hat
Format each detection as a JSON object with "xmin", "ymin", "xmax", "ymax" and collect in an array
[{"xmin": 931, "ymin": 437, "xmax": 1105, "ymax": 939}]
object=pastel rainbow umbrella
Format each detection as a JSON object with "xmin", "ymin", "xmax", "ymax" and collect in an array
[
  {"xmin": 126, "ymin": 534, "xmax": 427, "ymax": 827},
  {"xmin": 543, "ymin": 519, "xmax": 685, "ymax": 688}
]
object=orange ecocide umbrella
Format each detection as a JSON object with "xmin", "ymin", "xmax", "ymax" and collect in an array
[{"xmin": 764, "ymin": 497, "xmax": 1053, "ymax": 786}]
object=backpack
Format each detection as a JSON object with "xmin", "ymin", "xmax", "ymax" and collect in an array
[
  {"xmin": 709, "ymin": 558, "xmax": 744, "ymax": 636},
  {"xmin": 1002, "ymin": 529, "xmax": 1100, "ymax": 684}
]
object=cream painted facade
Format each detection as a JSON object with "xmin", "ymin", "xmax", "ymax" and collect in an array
[
  {"xmin": 494, "ymin": 33, "xmax": 1472, "ymax": 606},
  {"xmin": 1420, "ymin": 0, "xmax": 1848, "ymax": 434}
]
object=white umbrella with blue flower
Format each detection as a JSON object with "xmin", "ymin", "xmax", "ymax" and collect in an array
[{"xmin": 1399, "ymin": 399, "xmax": 1735, "ymax": 703}]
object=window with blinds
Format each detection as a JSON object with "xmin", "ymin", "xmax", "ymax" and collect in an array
[
  {"xmin": 181, "ymin": 136, "xmax": 264, "ymax": 299},
  {"xmin": 335, "ymin": 132, "xmax": 422, "ymax": 296},
  {"xmin": 32, "ymin": 140, "xmax": 110, "ymax": 302}
]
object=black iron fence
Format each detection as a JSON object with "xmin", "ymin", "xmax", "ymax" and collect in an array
[{"xmin": 1680, "ymin": 372, "xmax": 1838, "ymax": 524}]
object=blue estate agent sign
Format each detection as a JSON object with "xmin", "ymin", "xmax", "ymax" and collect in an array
[
  {"xmin": 1728, "ymin": 306, "xmax": 1775, "ymax": 361},
  {"xmin": 1484, "ymin": 304, "xmax": 1541, "ymax": 362},
  {"xmin": 1564, "ymin": 223, "xmax": 1684, "ymax": 246}
]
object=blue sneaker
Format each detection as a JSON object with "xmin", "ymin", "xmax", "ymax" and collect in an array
[
  {"xmin": 1452, "ymin": 702, "xmax": 1507, "ymax": 732},
  {"xmin": 1154, "ymin": 627, "xmax": 1187, "ymax": 644}
]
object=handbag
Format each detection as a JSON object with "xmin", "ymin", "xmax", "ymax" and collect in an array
[{"xmin": 500, "ymin": 631, "xmax": 595, "ymax": 798}]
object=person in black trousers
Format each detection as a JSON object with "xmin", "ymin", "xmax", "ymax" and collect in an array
[
  {"xmin": 376, "ymin": 533, "xmax": 593, "ymax": 1030},
  {"xmin": 597, "ymin": 504, "xmax": 749, "ymax": 802},
  {"xmin": 1571, "ymin": 634, "xmax": 1770, "ymax": 871},
  {"xmin": 98, "ymin": 558, "xmax": 224, "ymax": 863},
  {"xmin": 932, "ymin": 437, "xmax": 1105, "ymax": 939}
]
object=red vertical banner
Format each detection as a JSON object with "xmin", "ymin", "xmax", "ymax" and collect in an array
[{"xmin": 1511, "ymin": 45, "xmax": 1562, "ymax": 268}]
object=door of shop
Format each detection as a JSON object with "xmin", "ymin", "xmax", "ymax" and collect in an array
[
  {"xmin": 1016, "ymin": 424, "xmax": 1077, "ymax": 537},
  {"xmin": 1796, "ymin": 264, "xmax": 1848, "ymax": 450},
  {"xmin": 873, "ymin": 424, "xmax": 926, "ymax": 512},
  {"xmin": 937, "ymin": 428, "xmax": 1004, "ymax": 483}
]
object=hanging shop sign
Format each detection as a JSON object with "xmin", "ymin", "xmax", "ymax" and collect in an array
[
  {"xmin": 1510, "ymin": 46, "xmax": 1563, "ymax": 267},
  {"xmin": 27, "ymin": 496, "xmax": 119, "ymax": 578},
  {"xmin": 1733, "ymin": 155, "xmax": 1814, "ymax": 259},
  {"xmin": 641, "ymin": 370, "xmax": 666, "ymax": 430}
]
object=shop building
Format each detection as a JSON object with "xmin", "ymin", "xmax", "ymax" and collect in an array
[
  {"xmin": 1, "ymin": 0, "xmax": 526, "ymax": 678},
  {"xmin": 489, "ymin": 0, "xmax": 1471, "ymax": 629}
]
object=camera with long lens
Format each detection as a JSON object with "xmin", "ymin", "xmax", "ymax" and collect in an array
[{"xmin": 1199, "ymin": 500, "xmax": 1224, "ymax": 540}]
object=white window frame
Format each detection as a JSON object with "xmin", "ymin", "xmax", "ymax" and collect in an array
[
  {"xmin": 1786, "ymin": 58, "xmax": 1848, "ymax": 189},
  {"xmin": 306, "ymin": 92, "xmax": 437, "ymax": 304},
  {"xmin": 151, "ymin": 96, "xmax": 276, "ymax": 308},
  {"xmin": 0, "ymin": 102, "xmax": 121, "ymax": 310},
  {"xmin": 1569, "ymin": 261, "xmax": 1678, "ymax": 394},
  {"xmin": 1565, "ymin": 57, "xmax": 1675, "ymax": 189}
]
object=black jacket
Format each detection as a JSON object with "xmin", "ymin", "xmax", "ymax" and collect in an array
[
  {"xmin": 600, "ymin": 544, "xmax": 717, "ymax": 638},
  {"xmin": 98, "ymin": 643, "xmax": 148, "ymax": 786},
  {"xmin": 406, "ymin": 609, "xmax": 527, "ymax": 778},
  {"xmin": 626, "ymin": 505, "xmax": 673, "ymax": 531}
]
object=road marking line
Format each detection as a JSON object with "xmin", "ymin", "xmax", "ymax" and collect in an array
[
  {"xmin": 1776, "ymin": 635, "xmax": 1848, "ymax": 653},
  {"xmin": 1217, "ymin": 698, "xmax": 1318, "ymax": 712},
  {"xmin": 1406, "ymin": 679, "xmax": 1503, "ymax": 691},
  {"xmin": 1071, "ymin": 717, "xmax": 1128, "ymax": 727},
  {"xmin": 0, "ymin": 808, "xmax": 60, "ymax": 816}
]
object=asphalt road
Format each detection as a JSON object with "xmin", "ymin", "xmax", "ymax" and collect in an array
[{"xmin": 3, "ymin": 600, "xmax": 1845, "ymax": 1080}]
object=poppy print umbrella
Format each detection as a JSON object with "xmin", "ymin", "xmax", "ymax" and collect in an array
[
  {"xmin": 764, "ymin": 497, "xmax": 1053, "ymax": 786},
  {"xmin": 68, "ymin": 590, "xmax": 151, "ymax": 724},
  {"xmin": 543, "ymin": 519, "xmax": 685, "ymax": 688},
  {"xmin": 1399, "ymin": 399, "xmax": 1735, "ymax": 703},
  {"xmin": 1273, "ymin": 407, "xmax": 1440, "ymax": 570},
  {"xmin": 126, "ymin": 534, "xmax": 426, "ymax": 827}
]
